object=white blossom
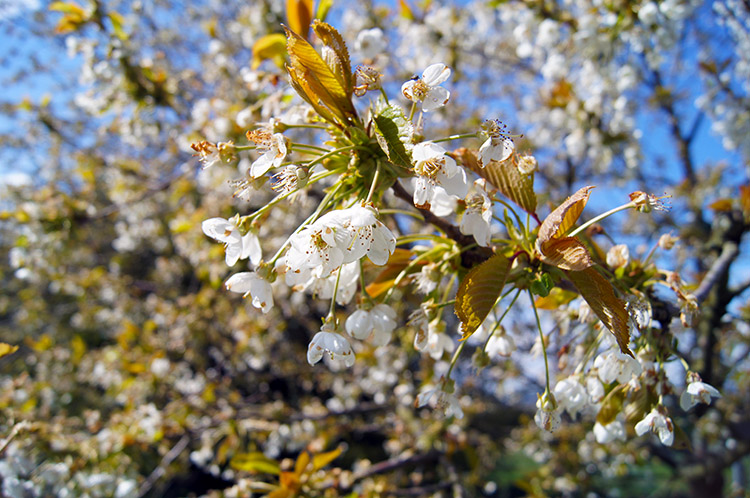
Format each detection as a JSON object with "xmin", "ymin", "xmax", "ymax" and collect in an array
[
  {"xmin": 414, "ymin": 263, "xmax": 439, "ymax": 294},
  {"xmin": 594, "ymin": 350, "xmax": 643, "ymax": 384},
  {"xmin": 486, "ymin": 333, "xmax": 515, "ymax": 357},
  {"xmin": 460, "ymin": 179, "xmax": 493, "ymax": 247},
  {"xmin": 247, "ymin": 131, "xmax": 288, "ymax": 178},
  {"xmin": 411, "ymin": 141, "xmax": 469, "ymax": 210},
  {"xmin": 401, "ymin": 63, "xmax": 451, "ymax": 112},
  {"xmin": 594, "ymin": 420, "xmax": 626, "ymax": 444},
  {"xmin": 307, "ymin": 322, "xmax": 355, "ymax": 368},
  {"xmin": 416, "ymin": 384, "xmax": 464, "ymax": 419},
  {"xmin": 534, "ymin": 391, "xmax": 561, "ymax": 432},
  {"xmin": 355, "ymin": 28, "xmax": 387, "ymax": 60},
  {"xmin": 225, "ymin": 272, "xmax": 273, "ymax": 313},
  {"xmin": 478, "ymin": 120, "xmax": 515, "ymax": 166},
  {"xmin": 202, "ymin": 217, "xmax": 261, "ymax": 267},
  {"xmin": 286, "ymin": 205, "xmax": 396, "ymax": 280},
  {"xmin": 680, "ymin": 380, "xmax": 721, "ymax": 411},
  {"xmin": 553, "ymin": 377, "xmax": 588, "ymax": 418},
  {"xmin": 345, "ymin": 304, "xmax": 397, "ymax": 346},
  {"xmin": 635, "ymin": 408, "xmax": 674, "ymax": 446},
  {"xmin": 606, "ymin": 244, "xmax": 630, "ymax": 268}
]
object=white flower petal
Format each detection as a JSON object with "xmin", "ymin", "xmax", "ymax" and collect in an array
[
  {"xmin": 346, "ymin": 309, "xmax": 373, "ymax": 340},
  {"xmin": 421, "ymin": 63, "xmax": 451, "ymax": 86},
  {"xmin": 241, "ymin": 232, "xmax": 262, "ymax": 266},
  {"xmin": 422, "ymin": 86, "xmax": 450, "ymax": 111}
]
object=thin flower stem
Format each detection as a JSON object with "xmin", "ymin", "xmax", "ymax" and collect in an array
[
  {"xmin": 408, "ymin": 101, "xmax": 417, "ymax": 122},
  {"xmin": 433, "ymin": 299, "xmax": 456, "ymax": 309},
  {"xmin": 268, "ymin": 182, "xmax": 345, "ymax": 265},
  {"xmin": 529, "ymin": 289, "xmax": 551, "ymax": 393},
  {"xmin": 396, "ymin": 233, "xmax": 450, "ymax": 245},
  {"xmin": 494, "ymin": 197, "xmax": 524, "ymax": 234},
  {"xmin": 433, "ymin": 133, "xmax": 478, "ymax": 143},
  {"xmin": 446, "ymin": 340, "xmax": 466, "ymax": 379},
  {"xmin": 306, "ymin": 145, "xmax": 359, "ymax": 168},
  {"xmin": 642, "ymin": 241, "xmax": 659, "ymax": 266},
  {"xmin": 234, "ymin": 145, "xmax": 258, "ymax": 151},
  {"xmin": 292, "ymin": 143, "xmax": 329, "ymax": 153},
  {"xmin": 568, "ymin": 201, "xmax": 637, "ymax": 239},
  {"xmin": 329, "ymin": 265, "xmax": 344, "ymax": 318},
  {"xmin": 284, "ymin": 124, "xmax": 330, "ymax": 130},
  {"xmin": 379, "ymin": 87, "xmax": 390, "ymax": 105},
  {"xmin": 379, "ymin": 208, "xmax": 425, "ymax": 220},
  {"xmin": 482, "ymin": 288, "xmax": 522, "ymax": 354},
  {"xmin": 359, "ymin": 258, "xmax": 372, "ymax": 304},
  {"xmin": 365, "ymin": 162, "xmax": 382, "ymax": 204},
  {"xmin": 243, "ymin": 167, "xmax": 344, "ymax": 223},
  {"xmin": 383, "ymin": 245, "xmax": 444, "ymax": 302}
]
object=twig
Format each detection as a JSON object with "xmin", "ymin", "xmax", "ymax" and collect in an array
[
  {"xmin": 0, "ymin": 421, "xmax": 32, "ymax": 456},
  {"xmin": 390, "ymin": 182, "xmax": 493, "ymax": 268},
  {"xmin": 137, "ymin": 434, "xmax": 190, "ymax": 498},
  {"xmin": 337, "ymin": 450, "xmax": 441, "ymax": 492},
  {"xmin": 694, "ymin": 241, "xmax": 739, "ymax": 303}
]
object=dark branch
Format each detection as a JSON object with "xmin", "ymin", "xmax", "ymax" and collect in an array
[{"xmin": 391, "ymin": 182, "xmax": 493, "ymax": 268}]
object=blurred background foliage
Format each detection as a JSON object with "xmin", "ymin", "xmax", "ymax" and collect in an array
[{"xmin": 1, "ymin": 0, "xmax": 749, "ymax": 496}]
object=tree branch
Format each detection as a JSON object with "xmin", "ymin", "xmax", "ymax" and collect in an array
[
  {"xmin": 391, "ymin": 182, "xmax": 493, "ymax": 268},
  {"xmin": 137, "ymin": 435, "xmax": 190, "ymax": 498}
]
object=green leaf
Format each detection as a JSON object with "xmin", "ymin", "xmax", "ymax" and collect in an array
[
  {"xmin": 372, "ymin": 104, "xmax": 413, "ymax": 169},
  {"xmin": 455, "ymin": 252, "xmax": 510, "ymax": 340},
  {"xmin": 530, "ymin": 273, "xmax": 554, "ymax": 297},
  {"xmin": 230, "ymin": 452, "xmax": 281, "ymax": 475},
  {"xmin": 568, "ymin": 267, "xmax": 633, "ymax": 357}
]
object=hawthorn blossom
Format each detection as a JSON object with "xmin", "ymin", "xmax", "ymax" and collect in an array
[
  {"xmin": 411, "ymin": 141, "xmax": 468, "ymax": 210},
  {"xmin": 246, "ymin": 130, "xmax": 288, "ymax": 178},
  {"xmin": 478, "ymin": 120, "xmax": 514, "ymax": 166},
  {"xmin": 680, "ymin": 379, "xmax": 721, "ymax": 411},
  {"xmin": 202, "ymin": 217, "xmax": 261, "ymax": 267},
  {"xmin": 534, "ymin": 391, "xmax": 561, "ymax": 432},
  {"xmin": 460, "ymin": 179, "xmax": 493, "ymax": 247},
  {"xmin": 658, "ymin": 232, "xmax": 679, "ymax": 250},
  {"xmin": 517, "ymin": 154, "xmax": 538, "ymax": 175},
  {"xmin": 606, "ymin": 244, "xmax": 630, "ymax": 268},
  {"xmin": 401, "ymin": 63, "xmax": 451, "ymax": 112},
  {"xmin": 354, "ymin": 65, "xmax": 382, "ymax": 97},
  {"xmin": 553, "ymin": 377, "xmax": 588, "ymax": 418},
  {"xmin": 271, "ymin": 165, "xmax": 307, "ymax": 195},
  {"xmin": 225, "ymin": 272, "xmax": 273, "ymax": 313},
  {"xmin": 416, "ymin": 383, "xmax": 464, "ymax": 419},
  {"xmin": 191, "ymin": 140, "xmax": 234, "ymax": 169},
  {"xmin": 286, "ymin": 205, "xmax": 396, "ymax": 279},
  {"xmin": 594, "ymin": 419, "xmax": 626, "ymax": 444},
  {"xmin": 586, "ymin": 377, "xmax": 605, "ymax": 403},
  {"xmin": 307, "ymin": 321, "xmax": 355, "ymax": 368},
  {"xmin": 414, "ymin": 264, "xmax": 439, "ymax": 294},
  {"xmin": 635, "ymin": 408, "xmax": 674, "ymax": 446},
  {"xmin": 355, "ymin": 28, "xmax": 387, "ymax": 60},
  {"xmin": 345, "ymin": 304, "xmax": 398, "ymax": 346},
  {"xmin": 485, "ymin": 333, "xmax": 515, "ymax": 357},
  {"xmin": 594, "ymin": 350, "xmax": 643, "ymax": 384}
]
